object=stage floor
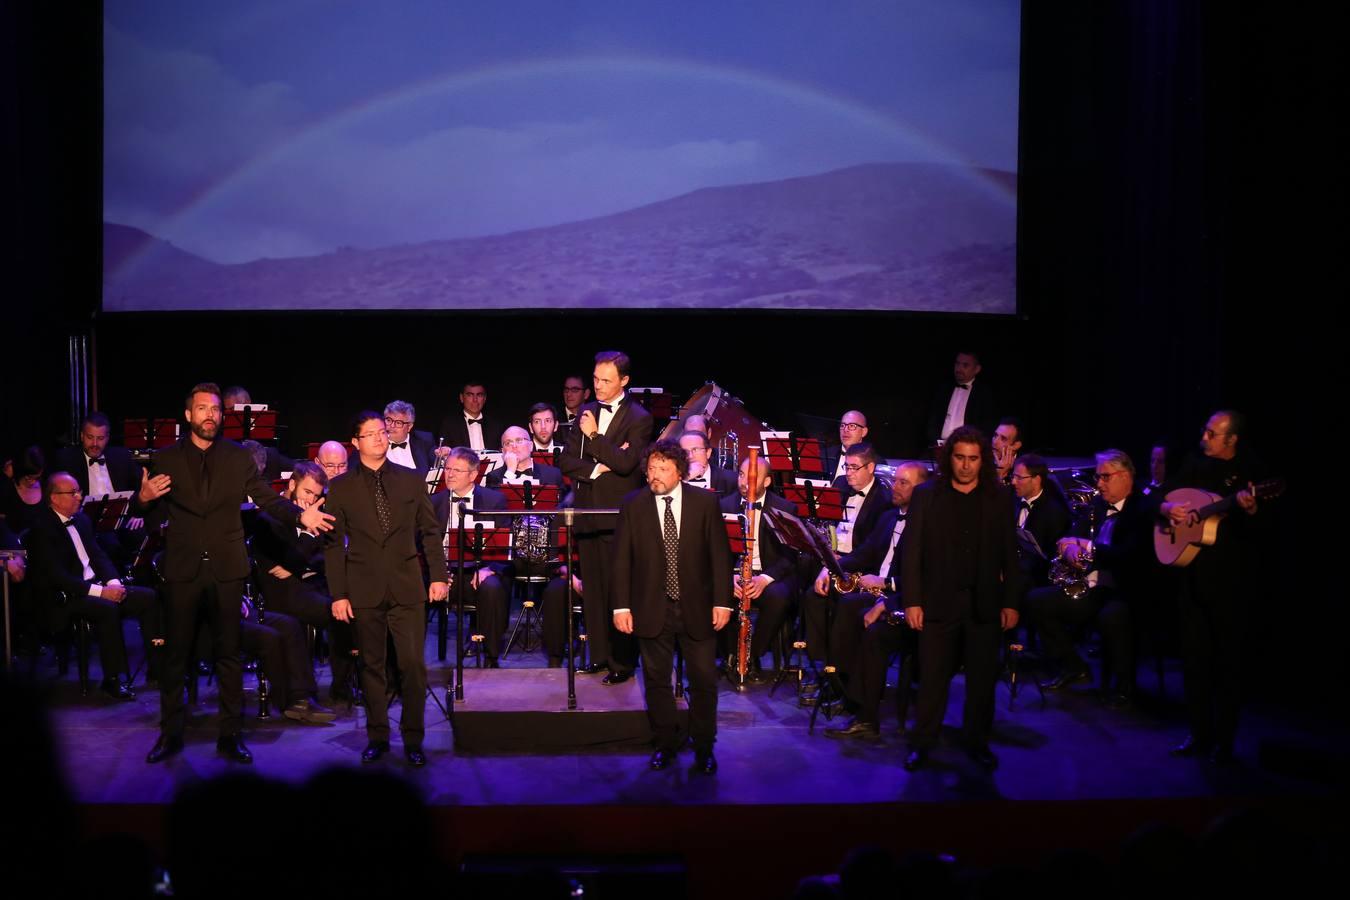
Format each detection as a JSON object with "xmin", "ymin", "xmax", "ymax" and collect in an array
[{"xmin": 32, "ymin": 623, "xmax": 1342, "ymax": 810}]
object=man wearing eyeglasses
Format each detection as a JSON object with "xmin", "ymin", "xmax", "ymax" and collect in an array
[
  {"xmin": 1026, "ymin": 450, "xmax": 1149, "ymax": 709},
  {"xmin": 314, "ymin": 441, "xmax": 349, "ymax": 478},
  {"xmin": 382, "ymin": 400, "xmax": 438, "ymax": 472},
  {"xmin": 437, "ymin": 381, "xmax": 503, "ymax": 454},
  {"xmin": 431, "ymin": 447, "xmax": 510, "ymax": 667},
  {"xmin": 485, "ymin": 427, "xmax": 564, "ymax": 489},
  {"xmin": 1009, "ymin": 453, "xmax": 1071, "ymax": 588},
  {"xmin": 324, "ymin": 411, "xmax": 448, "ymax": 766},
  {"xmin": 679, "ymin": 430, "xmax": 737, "ymax": 498},
  {"xmin": 992, "ymin": 418, "xmax": 1025, "ymax": 485},
  {"xmin": 824, "ymin": 410, "xmax": 870, "ymax": 483},
  {"xmin": 558, "ymin": 375, "xmax": 591, "ymax": 434}
]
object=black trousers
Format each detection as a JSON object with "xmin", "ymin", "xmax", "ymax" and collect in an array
[
  {"xmin": 854, "ymin": 618, "xmax": 916, "ymax": 724},
  {"xmin": 240, "ymin": 609, "xmax": 315, "ymax": 710},
  {"xmin": 160, "ymin": 570, "xmax": 246, "ymax": 738},
  {"xmin": 828, "ymin": 591, "xmax": 886, "ymax": 689},
  {"xmin": 1025, "ymin": 584, "xmax": 1134, "ymax": 691},
  {"xmin": 540, "ymin": 575, "xmax": 575, "ymax": 661},
  {"xmin": 909, "ymin": 593, "xmax": 1001, "ymax": 750},
  {"xmin": 577, "ymin": 531, "xmax": 636, "ymax": 672},
  {"xmin": 453, "ymin": 572, "xmax": 508, "ymax": 660},
  {"xmin": 1179, "ymin": 569, "xmax": 1244, "ymax": 747},
  {"xmin": 353, "ymin": 593, "xmax": 427, "ymax": 746},
  {"xmin": 716, "ymin": 576, "xmax": 797, "ymax": 664},
  {"xmin": 65, "ymin": 584, "xmax": 160, "ymax": 679},
  {"xmin": 261, "ymin": 573, "xmax": 353, "ymax": 692},
  {"xmin": 641, "ymin": 601, "xmax": 719, "ymax": 753}
]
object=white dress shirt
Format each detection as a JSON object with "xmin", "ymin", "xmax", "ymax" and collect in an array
[
  {"xmin": 463, "ymin": 413, "xmax": 486, "ymax": 451},
  {"xmin": 56, "ymin": 512, "xmax": 119, "ymax": 598},
  {"xmin": 835, "ymin": 477, "xmax": 874, "ymax": 554},
  {"xmin": 878, "ymin": 512, "xmax": 908, "ymax": 578},
  {"xmin": 86, "ymin": 455, "xmax": 115, "ymax": 498},
  {"xmin": 940, "ymin": 378, "xmax": 975, "ymax": 440},
  {"xmin": 386, "ymin": 437, "xmax": 416, "ymax": 470},
  {"xmin": 587, "ymin": 392, "xmax": 624, "ymax": 481}
]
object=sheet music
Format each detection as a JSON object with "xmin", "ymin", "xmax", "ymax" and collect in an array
[
  {"xmin": 759, "ymin": 430, "xmax": 790, "ymax": 441},
  {"xmin": 794, "ymin": 477, "xmax": 831, "ymax": 488},
  {"xmin": 231, "ymin": 403, "xmax": 269, "ymax": 411},
  {"xmin": 82, "ymin": 490, "xmax": 133, "ymax": 508}
]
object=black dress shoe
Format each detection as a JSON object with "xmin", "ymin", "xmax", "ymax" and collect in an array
[
  {"xmin": 1171, "ymin": 734, "xmax": 1212, "ymax": 758},
  {"xmin": 694, "ymin": 750, "xmax": 718, "ymax": 775},
  {"xmin": 484, "ymin": 657, "xmax": 500, "ymax": 669},
  {"xmin": 100, "ymin": 678, "xmax": 136, "ymax": 702},
  {"xmin": 1039, "ymin": 668, "xmax": 1092, "ymax": 691},
  {"xmin": 145, "ymin": 735, "xmax": 183, "ymax": 764},
  {"xmin": 601, "ymin": 670, "xmax": 633, "ymax": 685},
  {"xmin": 649, "ymin": 748, "xmax": 675, "ymax": 770},
  {"xmin": 966, "ymin": 744, "xmax": 999, "ymax": 770},
  {"xmin": 903, "ymin": 748, "xmax": 929, "ymax": 771},
  {"xmin": 405, "ymin": 747, "xmax": 427, "ymax": 767},
  {"xmin": 284, "ymin": 697, "xmax": 338, "ymax": 724},
  {"xmin": 577, "ymin": 663, "xmax": 607, "ymax": 675},
  {"xmin": 825, "ymin": 717, "xmax": 881, "ymax": 740},
  {"xmin": 362, "ymin": 741, "xmax": 391, "ymax": 763},
  {"xmin": 216, "ymin": 735, "xmax": 253, "ymax": 764}
]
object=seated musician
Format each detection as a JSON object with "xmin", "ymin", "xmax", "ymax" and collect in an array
[
  {"xmin": 680, "ymin": 430, "xmax": 737, "ymax": 498},
  {"xmin": 383, "ymin": 400, "xmax": 438, "ymax": 472},
  {"xmin": 437, "ymin": 381, "xmax": 504, "ymax": 454},
  {"xmin": 1, "ymin": 445, "xmax": 46, "ymax": 534},
  {"xmin": 248, "ymin": 460, "xmax": 352, "ymax": 708},
  {"xmin": 430, "ymin": 447, "xmax": 510, "ymax": 667},
  {"xmin": 485, "ymin": 427, "xmax": 564, "ymax": 488},
  {"xmin": 54, "ymin": 412, "xmax": 147, "ymax": 564},
  {"xmin": 222, "ymin": 386, "xmax": 293, "ymax": 479},
  {"xmin": 25, "ymin": 472, "xmax": 163, "ymax": 700},
  {"xmin": 812, "ymin": 462, "xmax": 928, "ymax": 723},
  {"xmin": 234, "ymin": 592, "xmax": 336, "ymax": 724},
  {"xmin": 800, "ymin": 442, "xmax": 893, "ymax": 666},
  {"xmin": 527, "ymin": 403, "xmax": 565, "ymax": 456},
  {"xmin": 823, "ymin": 410, "xmax": 870, "ymax": 483},
  {"xmin": 993, "ymin": 417, "xmax": 1025, "ymax": 485},
  {"xmin": 1010, "ymin": 453, "xmax": 1072, "ymax": 588},
  {"xmin": 1027, "ymin": 449, "xmax": 1152, "ymax": 707},
  {"xmin": 314, "ymin": 440, "xmax": 349, "ymax": 478},
  {"xmin": 558, "ymin": 374, "xmax": 591, "ymax": 434},
  {"xmin": 718, "ymin": 456, "xmax": 800, "ymax": 682}
]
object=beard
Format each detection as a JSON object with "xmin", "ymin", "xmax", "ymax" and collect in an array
[{"xmin": 190, "ymin": 419, "xmax": 218, "ymax": 442}]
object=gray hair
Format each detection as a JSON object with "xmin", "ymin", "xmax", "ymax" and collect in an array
[
  {"xmin": 383, "ymin": 399, "xmax": 416, "ymax": 421},
  {"xmin": 1095, "ymin": 449, "xmax": 1135, "ymax": 477}
]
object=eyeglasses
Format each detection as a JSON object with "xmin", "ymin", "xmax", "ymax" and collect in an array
[
  {"xmin": 1202, "ymin": 429, "xmax": 1231, "ymax": 439},
  {"xmin": 1010, "ymin": 472, "xmax": 1035, "ymax": 481},
  {"xmin": 504, "ymin": 437, "xmax": 531, "ymax": 445},
  {"xmin": 839, "ymin": 422, "xmax": 866, "ymax": 431},
  {"xmin": 383, "ymin": 417, "xmax": 412, "ymax": 428},
  {"xmin": 447, "ymin": 467, "xmax": 476, "ymax": 476},
  {"xmin": 51, "ymin": 489, "xmax": 83, "ymax": 496},
  {"xmin": 685, "ymin": 447, "xmax": 709, "ymax": 455},
  {"xmin": 357, "ymin": 429, "xmax": 389, "ymax": 441},
  {"xmin": 842, "ymin": 463, "xmax": 871, "ymax": 472},
  {"xmin": 562, "ymin": 386, "xmax": 586, "ymax": 393},
  {"xmin": 319, "ymin": 462, "xmax": 347, "ymax": 471},
  {"xmin": 1095, "ymin": 470, "xmax": 1124, "ymax": 482}
]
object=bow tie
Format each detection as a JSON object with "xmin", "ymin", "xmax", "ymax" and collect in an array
[
  {"xmin": 955, "ymin": 383, "xmax": 970, "ymax": 390},
  {"xmin": 465, "ymin": 417, "xmax": 482, "ymax": 425},
  {"xmin": 598, "ymin": 403, "xmax": 613, "ymax": 413},
  {"xmin": 64, "ymin": 518, "xmax": 78, "ymax": 528},
  {"xmin": 747, "ymin": 501, "xmax": 763, "ymax": 510},
  {"xmin": 895, "ymin": 512, "xmax": 907, "ymax": 521},
  {"xmin": 688, "ymin": 477, "xmax": 707, "ymax": 484},
  {"xmin": 452, "ymin": 495, "xmax": 472, "ymax": 504},
  {"xmin": 850, "ymin": 488, "xmax": 868, "ymax": 499},
  {"xmin": 1105, "ymin": 506, "xmax": 1120, "ymax": 517},
  {"xmin": 389, "ymin": 441, "xmax": 408, "ymax": 450},
  {"xmin": 513, "ymin": 469, "xmax": 535, "ymax": 478},
  {"xmin": 88, "ymin": 456, "xmax": 106, "ymax": 466},
  {"xmin": 1018, "ymin": 499, "xmax": 1033, "ymax": 510}
]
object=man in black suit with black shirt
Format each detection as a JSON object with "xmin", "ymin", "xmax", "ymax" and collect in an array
[
  {"xmin": 680, "ymin": 430, "xmax": 737, "ymax": 498},
  {"xmin": 901, "ymin": 426, "xmax": 1020, "ymax": 771},
  {"xmin": 718, "ymin": 455, "xmax": 800, "ymax": 680},
  {"xmin": 925, "ymin": 351, "xmax": 997, "ymax": 446},
  {"xmin": 558, "ymin": 350, "xmax": 653, "ymax": 684},
  {"xmin": 27, "ymin": 472, "xmax": 162, "ymax": 700},
  {"xmin": 136, "ymin": 383, "xmax": 334, "ymax": 764},
  {"xmin": 437, "ymin": 381, "xmax": 503, "ymax": 453},
  {"xmin": 431, "ymin": 447, "xmax": 510, "ymax": 666},
  {"xmin": 383, "ymin": 400, "xmax": 438, "ymax": 473},
  {"xmin": 325, "ymin": 411, "xmax": 448, "ymax": 766},
  {"xmin": 1028, "ymin": 449, "xmax": 1149, "ymax": 707},
  {"xmin": 613, "ymin": 439, "xmax": 733, "ymax": 774}
]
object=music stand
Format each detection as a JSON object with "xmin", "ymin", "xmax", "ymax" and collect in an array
[
  {"xmin": 81, "ymin": 492, "xmax": 133, "ymax": 532},
  {"xmin": 496, "ymin": 483, "xmax": 561, "ymax": 655},
  {"xmin": 779, "ymin": 483, "xmax": 846, "ymax": 528},
  {"xmin": 760, "ymin": 431, "xmax": 827, "ymax": 477},
  {"xmin": 123, "ymin": 418, "xmax": 178, "ymax": 453},
  {"xmin": 222, "ymin": 405, "xmax": 279, "ymax": 442}
]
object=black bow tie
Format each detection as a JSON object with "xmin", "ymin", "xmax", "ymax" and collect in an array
[
  {"xmin": 514, "ymin": 469, "xmax": 534, "ymax": 478},
  {"xmin": 895, "ymin": 512, "xmax": 907, "ymax": 521},
  {"xmin": 88, "ymin": 457, "xmax": 106, "ymax": 466},
  {"xmin": 452, "ymin": 495, "xmax": 471, "ymax": 504},
  {"xmin": 955, "ymin": 383, "xmax": 970, "ymax": 390},
  {"xmin": 1018, "ymin": 499, "xmax": 1033, "ymax": 510},
  {"xmin": 747, "ymin": 501, "xmax": 763, "ymax": 510},
  {"xmin": 64, "ymin": 518, "xmax": 78, "ymax": 528},
  {"xmin": 389, "ymin": 441, "xmax": 408, "ymax": 449},
  {"xmin": 688, "ymin": 476, "xmax": 707, "ymax": 484},
  {"xmin": 598, "ymin": 403, "xmax": 614, "ymax": 413},
  {"xmin": 465, "ymin": 417, "xmax": 482, "ymax": 425},
  {"xmin": 1105, "ymin": 506, "xmax": 1120, "ymax": 516}
]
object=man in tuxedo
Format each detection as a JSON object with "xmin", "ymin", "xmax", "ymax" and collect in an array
[
  {"xmin": 54, "ymin": 411, "xmax": 147, "ymax": 564},
  {"xmin": 383, "ymin": 400, "xmax": 438, "ymax": 473},
  {"xmin": 822, "ymin": 410, "xmax": 870, "ymax": 483},
  {"xmin": 815, "ymin": 462, "xmax": 929, "ymax": 714},
  {"xmin": 901, "ymin": 426, "xmax": 1020, "ymax": 771},
  {"xmin": 315, "ymin": 441, "xmax": 349, "ymax": 478},
  {"xmin": 431, "ymin": 447, "xmax": 510, "ymax": 667},
  {"xmin": 1162, "ymin": 410, "xmax": 1264, "ymax": 763},
  {"xmin": 485, "ymin": 427, "xmax": 564, "ymax": 490},
  {"xmin": 326, "ymin": 411, "xmax": 448, "ymax": 766},
  {"xmin": 438, "ymin": 381, "xmax": 503, "ymax": 453},
  {"xmin": 680, "ymin": 431, "xmax": 737, "ymax": 498},
  {"xmin": 558, "ymin": 350, "xmax": 653, "ymax": 684},
  {"xmin": 993, "ymin": 417, "xmax": 1025, "ymax": 485},
  {"xmin": 136, "ymin": 383, "xmax": 334, "ymax": 764},
  {"xmin": 558, "ymin": 375, "xmax": 591, "ymax": 435},
  {"xmin": 925, "ymin": 351, "xmax": 997, "ymax": 446},
  {"xmin": 222, "ymin": 386, "xmax": 294, "ymax": 479},
  {"xmin": 1028, "ymin": 449, "xmax": 1148, "ymax": 707},
  {"xmin": 527, "ymin": 403, "xmax": 565, "ymax": 456},
  {"xmin": 613, "ymin": 439, "xmax": 733, "ymax": 774},
  {"xmin": 27, "ymin": 472, "xmax": 162, "ymax": 700},
  {"xmin": 718, "ymin": 455, "xmax": 800, "ymax": 681},
  {"xmin": 1010, "ymin": 453, "xmax": 1072, "ymax": 588},
  {"xmin": 248, "ymin": 459, "xmax": 352, "ymax": 709}
]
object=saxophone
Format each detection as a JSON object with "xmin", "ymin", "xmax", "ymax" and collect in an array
[
  {"xmin": 728, "ymin": 447, "xmax": 759, "ymax": 691},
  {"xmin": 830, "ymin": 571, "xmax": 886, "ymax": 596}
]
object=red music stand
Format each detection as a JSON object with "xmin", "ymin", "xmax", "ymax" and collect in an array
[
  {"xmin": 82, "ymin": 495, "xmax": 132, "ymax": 533},
  {"xmin": 123, "ymin": 418, "xmax": 179, "ymax": 451},
  {"xmin": 761, "ymin": 431, "xmax": 827, "ymax": 475},
  {"xmin": 496, "ymin": 483, "xmax": 562, "ymax": 510},
  {"xmin": 222, "ymin": 407, "xmax": 279, "ymax": 442},
  {"xmin": 780, "ymin": 483, "xmax": 846, "ymax": 524},
  {"xmin": 628, "ymin": 387, "xmax": 673, "ymax": 421}
]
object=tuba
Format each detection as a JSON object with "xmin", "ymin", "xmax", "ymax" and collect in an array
[{"xmin": 1048, "ymin": 502, "xmax": 1097, "ymax": 599}]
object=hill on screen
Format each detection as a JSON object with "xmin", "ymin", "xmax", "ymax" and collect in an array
[{"xmin": 103, "ymin": 162, "xmax": 1015, "ymax": 313}]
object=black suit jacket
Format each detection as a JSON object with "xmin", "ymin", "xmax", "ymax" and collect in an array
[
  {"xmin": 133, "ymin": 438, "xmax": 300, "ymax": 582},
  {"xmin": 437, "ymin": 412, "xmax": 505, "ymax": 452},
  {"xmin": 1017, "ymin": 490, "xmax": 1072, "ymax": 583},
  {"xmin": 613, "ymin": 486, "xmax": 733, "ymax": 640},
  {"xmin": 1073, "ymin": 492, "xmax": 1153, "ymax": 599},
  {"xmin": 322, "ymin": 462, "xmax": 447, "ymax": 607},
  {"xmin": 26, "ymin": 507, "xmax": 120, "ymax": 603},
  {"xmin": 840, "ymin": 507, "xmax": 905, "ymax": 582},
  {"xmin": 250, "ymin": 508, "xmax": 325, "ymax": 578},
  {"xmin": 431, "ymin": 485, "xmax": 509, "ymax": 574},
  {"xmin": 686, "ymin": 466, "xmax": 737, "ymax": 499},
  {"xmin": 720, "ymin": 490, "xmax": 798, "ymax": 582},
  {"xmin": 558, "ymin": 395, "xmax": 653, "ymax": 532},
  {"xmin": 843, "ymin": 477, "xmax": 894, "ymax": 552},
  {"xmin": 900, "ymin": 480, "xmax": 1021, "ymax": 624},
  {"xmin": 387, "ymin": 429, "xmax": 438, "ymax": 472},
  {"xmin": 54, "ymin": 445, "xmax": 143, "ymax": 497},
  {"xmin": 484, "ymin": 462, "xmax": 565, "ymax": 489},
  {"xmin": 925, "ymin": 379, "xmax": 997, "ymax": 444}
]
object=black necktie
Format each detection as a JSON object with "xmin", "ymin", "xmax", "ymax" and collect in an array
[
  {"xmin": 598, "ymin": 403, "xmax": 613, "ymax": 413},
  {"xmin": 389, "ymin": 441, "xmax": 408, "ymax": 449},
  {"xmin": 663, "ymin": 496, "xmax": 680, "ymax": 601},
  {"xmin": 372, "ymin": 469, "xmax": 392, "ymax": 536},
  {"xmin": 88, "ymin": 457, "xmax": 106, "ymax": 466}
]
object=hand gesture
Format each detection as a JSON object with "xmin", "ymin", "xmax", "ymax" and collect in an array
[
  {"xmin": 300, "ymin": 497, "xmax": 336, "ymax": 533},
  {"xmin": 138, "ymin": 468, "xmax": 171, "ymax": 504},
  {"xmin": 712, "ymin": 607, "xmax": 732, "ymax": 631},
  {"xmin": 904, "ymin": 605, "xmax": 924, "ymax": 631}
]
